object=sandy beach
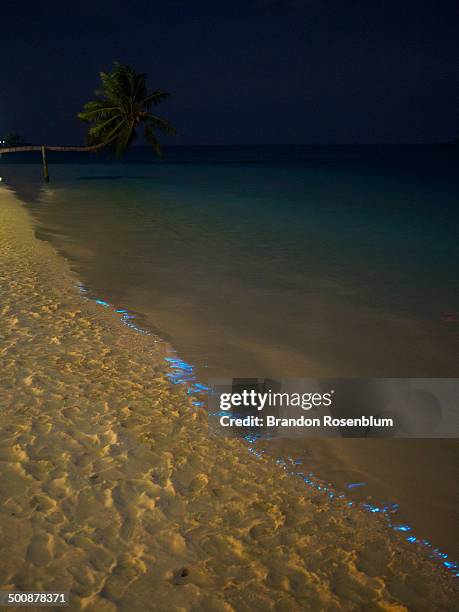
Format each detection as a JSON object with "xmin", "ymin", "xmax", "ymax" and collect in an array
[{"xmin": 0, "ymin": 186, "xmax": 457, "ymax": 611}]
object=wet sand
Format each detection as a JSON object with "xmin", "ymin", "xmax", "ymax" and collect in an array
[
  {"xmin": 0, "ymin": 187, "xmax": 457, "ymax": 611},
  {"xmin": 257, "ymin": 437, "xmax": 459, "ymax": 560}
]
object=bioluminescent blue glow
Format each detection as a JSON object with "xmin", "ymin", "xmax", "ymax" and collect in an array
[
  {"xmin": 363, "ymin": 503, "xmax": 382, "ymax": 513},
  {"xmin": 393, "ymin": 525, "xmax": 411, "ymax": 532},
  {"xmin": 248, "ymin": 446, "xmax": 265, "ymax": 458},
  {"xmin": 273, "ymin": 454, "xmax": 458, "ymax": 578},
  {"xmin": 443, "ymin": 561, "xmax": 458, "ymax": 569},
  {"xmin": 75, "ymin": 285, "xmax": 161, "ymax": 337},
  {"xmin": 72, "ymin": 280, "xmax": 458, "ymax": 580}
]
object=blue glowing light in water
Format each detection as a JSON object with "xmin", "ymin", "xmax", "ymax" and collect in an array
[
  {"xmin": 75, "ymin": 284, "xmax": 158, "ymax": 336},
  {"xmin": 444, "ymin": 561, "xmax": 458, "ymax": 570},
  {"xmin": 165, "ymin": 357, "xmax": 194, "ymax": 371},
  {"xmin": 393, "ymin": 525, "xmax": 411, "ymax": 532},
  {"xmin": 72, "ymin": 280, "xmax": 458, "ymax": 580},
  {"xmin": 276, "ymin": 458, "xmax": 458, "ymax": 578},
  {"xmin": 193, "ymin": 383, "xmax": 210, "ymax": 391},
  {"xmin": 363, "ymin": 503, "xmax": 382, "ymax": 513}
]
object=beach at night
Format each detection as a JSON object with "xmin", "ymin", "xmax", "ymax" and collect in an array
[
  {"xmin": 0, "ymin": 181, "xmax": 457, "ymax": 609},
  {"xmin": 1, "ymin": 0, "xmax": 458, "ymax": 610}
]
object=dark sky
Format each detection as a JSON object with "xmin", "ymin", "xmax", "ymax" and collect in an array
[{"xmin": 1, "ymin": 0, "xmax": 457, "ymax": 145}]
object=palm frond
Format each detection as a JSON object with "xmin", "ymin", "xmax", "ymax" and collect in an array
[
  {"xmin": 86, "ymin": 114, "xmax": 123, "ymax": 140},
  {"xmin": 145, "ymin": 115, "xmax": 177, "ymax": 135},
  {"xmin": 114, "ymin": 121, "xmax": 136, "ymax": 158},
  {"xmin": 86, "ymin": 118, "xmax": 126, "ymax": 146},
  {"xmin": 78, "ymin": 62, "xmax": 176, "ymax": 158},
  {"xmin": 144, "ymin": 125, "xmax": 163, "ymax": 158},
  {"xmin": 141, "ymin": 91, "xmax": 171, "ymax": 108},
  {"xmin": 78, "ymin": 103, "xmax": 121, "ymax": 122}
]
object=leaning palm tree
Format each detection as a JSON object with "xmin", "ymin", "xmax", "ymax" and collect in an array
[
  {"xmin": 78, "ymin": 62, "xmax": 176, "ymax": 158},
  {"xmin": 0, "ymin": 63, "xmax": 176, "ymax": 180}
]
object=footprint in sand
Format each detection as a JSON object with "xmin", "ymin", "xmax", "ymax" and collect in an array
[{"xmin": 27, "ymin": 533, "xmax": 53, "ymax": 566}]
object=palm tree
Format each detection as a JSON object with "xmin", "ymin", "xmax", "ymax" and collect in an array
[
  {"xmin": 78, "ymin": 62, "xmax": 176, "ymax": 157},
  {"xmin": 0, "ymin": 63, "xmax": 176, "ymax": 180}
]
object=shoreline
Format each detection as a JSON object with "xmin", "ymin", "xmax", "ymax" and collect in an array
[{"xmin": 0, "ymin": 186, "xmax": 457, "ymax": 610}]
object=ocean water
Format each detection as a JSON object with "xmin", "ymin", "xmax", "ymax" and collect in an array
[
  {"xmin": 2, "ymin": 144, "xmax": 458, "ymax": 557},
  {"xmin": 3, "ymin": 145, "xmax": 458, "ymax": 379}
]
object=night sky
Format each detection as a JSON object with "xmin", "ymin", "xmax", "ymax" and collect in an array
[{"xmin": 1, "ymin": 0, "xmax": 457, "ymax": 145}]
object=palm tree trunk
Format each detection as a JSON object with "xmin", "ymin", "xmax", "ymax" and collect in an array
[
  {"xmin": 41, "ymin": 146, "xmax": 49, "ymax": 182},
  {"xmin": 0, "ymin": 142, "xmax": 110, "ymax": 154},
  {"xmin": 0, "ymin": 141, "xmax": 113, "ymax": 181}
]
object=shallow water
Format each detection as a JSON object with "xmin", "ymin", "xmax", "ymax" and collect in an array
[
  {"xmin": 2, "ymin": 144, "xmax": 458, "ymax": 558},
  {"xmin": 258, "ymin": 437, "xmax": 459, "ymax": 559},
  {"xmin": 3, "ymin": 145, "xmax": 458, "ymax": 379}
]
